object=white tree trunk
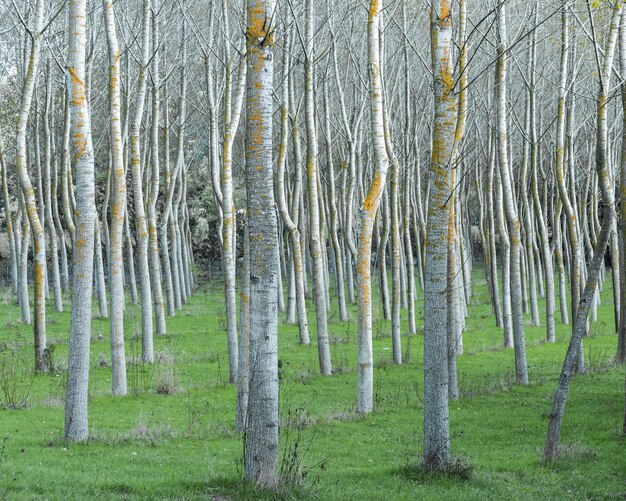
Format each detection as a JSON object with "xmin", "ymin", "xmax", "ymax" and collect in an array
[
  {"xmin": 496, "ymin": 6, "xmax": 528, "ymax": 384},
  {"xmin": 15, "ymin": 0, "xmax": 47, "ymax": 372},
  {"xmin": 147, "ymin": 0, "xmax": 166, "ymax": 336},
  {"xmin": 103, "ymin": 0, "xmax": 128, "ymax": 397},
  {"xmin": 243, "ymin": 0, "xmax": 279, "ymax": 486},
  {"xmin": 305, "ymin": 0, "xmax": 332, "ymax": 375},
  {"xmin": 356, "ymin": 0, "xmax": 391, "ymax": 414},
  {"xmin": 130, "ymin": 0, "xmax": 154, "ymax": 362},
  {"xmin": 65, "ymin": 0, "xmax": 96, "ymax": 441},
  {"xmin": 423, "ymin": 0, "xmax": 456, "ymax": 468}
]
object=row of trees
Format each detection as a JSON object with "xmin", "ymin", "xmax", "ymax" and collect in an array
[
  {"xmin": 3, "ymin": 0, "xmax": 196, "ymax": 438},
  {"xmin": 1, "ymin": 0, "xmax": 625, "ymax": 487}
]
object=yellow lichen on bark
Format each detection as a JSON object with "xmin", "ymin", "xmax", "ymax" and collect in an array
[
  {"xmin": 369, "ymin": 0, "xmax": 378, "ymax": 18},
  {"xmin": 362, "ymin": 171, "xmax": 382, "ymax": 215},
  {"xmin": 69, "ymin": 67, "xmax": 86, "ymax": 106}
]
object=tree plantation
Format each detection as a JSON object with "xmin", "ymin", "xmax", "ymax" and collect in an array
[{"xmin": 0, "ymin": 0, "xmax": 625, "ymax": 499}]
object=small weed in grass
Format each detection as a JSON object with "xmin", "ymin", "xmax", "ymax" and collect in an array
[
  {"xmin": 397, "ymin": 457, "xmax": 474, "ymax": 483},
  {"xmin": 0, "ymin": 333, "xmax": 34, "ymax": 408},
  {"xmin": 541, "ymin": 443, "xmax": 599, "ymax": 465},
  {"xmin": 154, "ymin": 349, "xmax": 178, "ymax": 395},
  {"xmin": 96, "ymin": 353, "xmax": 111, "ymax": 368}
]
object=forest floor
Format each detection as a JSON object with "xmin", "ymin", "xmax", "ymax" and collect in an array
[{"xmin": 0, "ymin": 270, "xmax": 624, "ymax": 500}]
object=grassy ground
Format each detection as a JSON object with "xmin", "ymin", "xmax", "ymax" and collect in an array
[{"xmin": 0, "ymin": 269, "xmax": 624, "ymax": 500}]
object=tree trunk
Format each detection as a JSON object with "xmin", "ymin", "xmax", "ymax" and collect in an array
[
  {"xmin": 243, "ymin": 0, "xmax": 279, "ymax": 486},
  {"xmin": 18, "ymin": 203, "xmax": 30, "ymax": 324},
  {"xmin": 276, "ymin": 38, "xmax": 309, "ymax": 345},
  {"xmin": 545, "ymin": 211, "xmax": 614, "ymax": 458},
  {"xmin": 529, "ymin": 3, "xmax": 555, "ymax": 341},
  {"xmin": 0, "ymin": 151, "xmax": 17, "ymax": 297},
  {"xmin": 323, "ymin": 82, "xmax": 348, "ymax": 323},
  {"xmin": 619, "ymin": 7, "xmax": 626, "ymax": 363},
  {"xmin": 423, "ymin": 0, "xmax": 455, "ymax": 469},
  {"xmin": 147, "ymin": 0, "xmax": 166, "ymax": 336},
  {"xmin": 95, "ymin": 217, "xmax": 108, "ymax": 318},
  {"xmin": 356, "ymin": 0, "xmax": 391, "ymax": 414},
  {"xmin": 16, "ymin": 0, "xmax": 47, "ymax": 372},
  {"xmin": 221, "ymin": 48, "xmax": 246, "ymax": 384},
  {"xmin": 304, "ymin": 0, "xmax": 332, "ymax": 375},
  {"xmin": 104, "ymin": 0, "xmax": 128, "ymax": 397},
  {"xmin": 236, "ymin": 222, "xmax": 250, "ymax": 432},
  {"xmin": 496, "ymin": 5, "xmax": 528, "ymax": 384},
  {"xmin": 65, "ymin": 0, "xmax": 96, "ymax": 441},
  {"xmin": 545, "ymin": 0, "xmax": 623, "ymax": 459},
  {"xmin": 130, "ymin": 0, "xmax": 154, "ymax": 362},
  {"xmin": 43, "ymin": 63, "xmax": 63, "ymax": 312}
]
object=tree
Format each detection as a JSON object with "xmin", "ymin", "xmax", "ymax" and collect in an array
[
  {"xmin": 276, "ymin": 32, "xmax": 310, "ymax": 346},
  {"xmin": 104, "ymin": 0, "xmax": 128, "ymax": 397},
  {"xmin": 356, "ymin": 0, "xmax": 390, "ymax": 415},
  {"xmin": 620, "ymin": 0, "xmax": 626, "ymax": 364},
  {"xmin": 528, "ymin": 0, "xmax": 555, "ymax": 343},
  {"xmin": 43, "ymin": 61, "xmax": 63, "ymax": 313},
  {"xmin": 220, "ymin": 20, "xmax": 246, "ymax": 384},
  {"xmin": 130, "ymin": 0, "xmax": 154, "ymax": 363},
  {"xmin": 65, "ymin": 0, "xmax": 96, "ymax": 441},
  {"xmin": 243, "ymin": 0, "xmax": 279, "ymax": 486},
  {"xmin": 423, "ymin": 0, "xmax": 456, "ymax": 469},
  {"xmin": 495, "ymin": 2, "xmax": 528, "ymax": 384},
  {"xmin": 147, "ymin": 0, "xmax": 166, "ymax": 336},
  {"xmin": 545, "ymin": 0, "xmax": 623, "ymax": 460},
  {"xmin": 555, "ymin": 1, "xmax": 584, "ymax": 371},
  {"xmin": 0, "ymin": 149, "xmax": 17, "ymax": 296},
  {"xmin": 14, "ymin": 0, "xmax": 47, "ymax": 372},
  {"xmin": 304, "ymin": 0, "xmax": 332, "ymax": 376}
]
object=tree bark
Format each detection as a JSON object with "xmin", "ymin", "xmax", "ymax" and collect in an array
[
  {"xmin": 221, "ymin": 47, "xmax": 246, "ymax": 384},
  {"xmin": 619, "ymin": 6, "xmax": 626, "ymax": 363},
  {"xmin": 147, "ymin": 0, "xmax": 166, "ymax": 336},
  {"xmin": 16, "ymin": 0, "xmax": 47, "ymax": 372},
  {"xmin": 130, "ymin": 0, "xmax": 154, "ymax": 362},
  {"xmin": 423, "ymin": 0, "xmax": 455, "ymax": 469},
  {"xmin": 103, "ymin": 0, "xmax": 128, "ymax": 397},
  {"xmin": 356, "ymin": 0, "xmax": 391, "ymax": 414},
  {"xmin": 243, "ymin": 0, "xmax": 279, "ymax": 486},
  {"xmin": 276, "ymin": 38, "xmax": 309, "ymax": 345},
  {"xmin": 65, "ymin": 0, "xmax": 96, "ymax": 441},
  {"xmin": 496, "ymin": 4, "xmax": 528, "ymax": 384},
  {"xmin": 305, "ymin": 0, "xmax": 332, "ymax": 375},
  {"xmin": 43, "ymin": 62, "xmax": 62, "ymax": 312}
]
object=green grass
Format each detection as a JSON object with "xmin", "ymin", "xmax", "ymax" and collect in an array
[{"xmin": 0, "ymin": 269, "xmax": 624, "ymax": 500}]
